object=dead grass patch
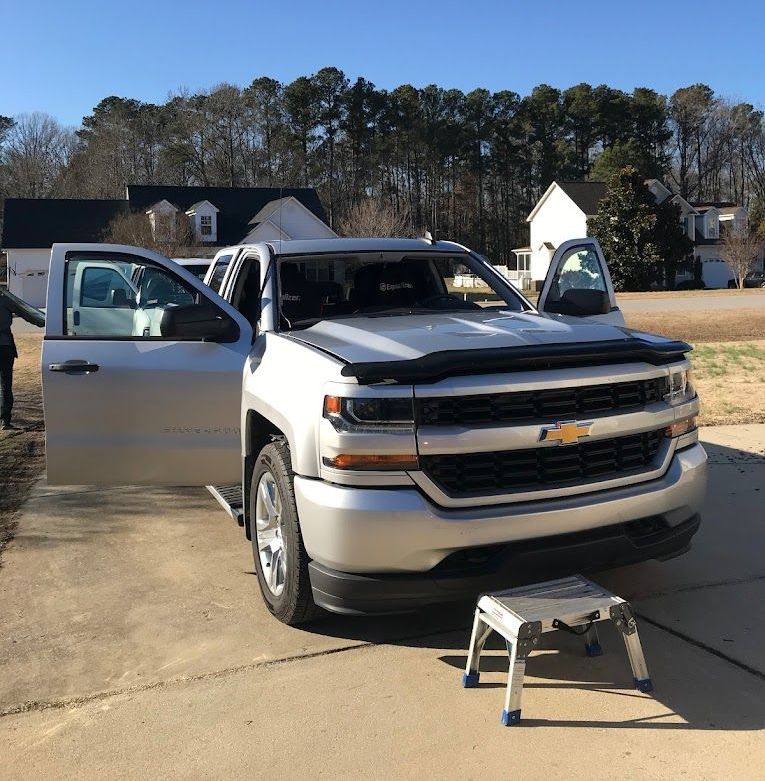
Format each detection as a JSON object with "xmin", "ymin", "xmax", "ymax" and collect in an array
[
  {"xmin": 690, "ymin": 341, "xmax": 765, "ymax": 426},
  {"xmin": 625, "ymin": 309, "xmax": 765, "ymax": 343}
]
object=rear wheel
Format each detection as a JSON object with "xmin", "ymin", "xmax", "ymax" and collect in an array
[{"xmin": 250, "ymin": 439, "xmax": 323, "ymax": 625}]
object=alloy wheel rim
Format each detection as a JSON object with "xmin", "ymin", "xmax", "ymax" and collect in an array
[{"xmin": 254, "ymin": 471, "xmax": 287, "ymax": 597}]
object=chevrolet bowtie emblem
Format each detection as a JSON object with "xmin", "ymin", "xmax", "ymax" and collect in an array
[{"xmin": 539, "ymin": 420, "xmax": 593, "ymax": 446}]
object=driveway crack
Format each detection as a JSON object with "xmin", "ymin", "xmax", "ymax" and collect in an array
[
  {"xmin": 636, "ymin": 612, "xmax": 765, "ymax": 682},
  {"xmin": 0, "ymin": 625, "xmax": 464, "ymax": 719}
]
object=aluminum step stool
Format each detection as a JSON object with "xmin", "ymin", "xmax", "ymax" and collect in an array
[{"xmin": 462, "ymin": 575, "xmax": 652, "ymax": 726}]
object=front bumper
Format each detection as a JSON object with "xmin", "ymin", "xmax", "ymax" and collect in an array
[
  {"xmin": 308, "ymin": 513, "xmax": 701, "ymax": 615},
  {"xmin": 295, "ymin": 442, "xmax": 707, "ymax": 614}
]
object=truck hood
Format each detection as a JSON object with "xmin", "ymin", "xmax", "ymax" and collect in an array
[{"xmin": 287, "ymin": 311, "xmax": 689, "ymax": 384}]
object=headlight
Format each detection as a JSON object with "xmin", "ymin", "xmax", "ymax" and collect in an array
[
  {"xmin": 323, "ymin": 395, "xmax": 414, "ymax": 432},
  {"xmin": 665, "ymin": 368, "xmax": 696, "ymax": 406}
]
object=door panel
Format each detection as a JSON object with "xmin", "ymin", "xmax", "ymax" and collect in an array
[
  {"xmin": 537, "ymin": 238, "xmax": 625, "ymax": 326},
  {"xmin": 43, "ymin": 244, "xmax": 253, "ymax": 486}
]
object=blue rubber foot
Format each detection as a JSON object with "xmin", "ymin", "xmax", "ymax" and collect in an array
[
  {"xmin": 634, "ymin": 677, "xmax": 654, "ymax": 693},
  {"xmin": 585, "ymin": 642, "xmax": 603, "ymax": 657},
  {"xmin": 501, "ymin": 709, "xmax": 521, "ymax": 726},
  {"xmin": 462, "ymin": 672, "xmax": 480, "ymax": 688}
]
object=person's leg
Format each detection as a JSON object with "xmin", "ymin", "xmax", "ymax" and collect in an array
[{"xmin": 0, "ymin": 348, "xmax": 13, "ymax": 426}]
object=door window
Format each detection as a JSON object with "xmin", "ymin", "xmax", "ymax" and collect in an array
[
  {"xmin": 65, "ymin": 254, "xmax": 202, "ymax": 338},
  {"xmin": 552, "ymin": 247, "xmax": 606, "ymax": 295},
  {"xmin": 544, "ymin": 245, "xmax": 611, "ymax": 317},
  {"xmin": 80, "ymin": 267, "xmax": 135, "ymax": 308}
]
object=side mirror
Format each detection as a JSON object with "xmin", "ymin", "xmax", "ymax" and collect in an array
[
  {"xmin": 160, "ymin": 302, "xmax": 239, "ymax": 342},
  {"xmin": 557, "ymin": 288, "xmax": 611, "ymax": 317}
]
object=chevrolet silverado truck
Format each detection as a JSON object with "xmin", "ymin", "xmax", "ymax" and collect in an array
[{"xmin": 41, "ymin": 237, "xmax": 706, "ymax": 624}]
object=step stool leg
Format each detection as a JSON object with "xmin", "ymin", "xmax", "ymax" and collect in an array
[
  {"xmin": 500, "ymin": 621, "xmax": 541, "ymax": 726},
  {"xmin": 463, "ymin": 609, "xmax": 492, "ymax": 688},
  {"xmin": 583, "ymin": 623, "xmax": 603, "ymax": 657},
  {"xmin": 610, "ymin": 603, "xmax": 653, "ymax": 692},
  {"xmin": 501, "ymin": 640, "xmax": 526, "ymax": 726}
]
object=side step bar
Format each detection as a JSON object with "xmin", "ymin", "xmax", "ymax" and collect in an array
[{"xmin": 207, "ymin": 485, "xmax": 244, "ymax": 527}]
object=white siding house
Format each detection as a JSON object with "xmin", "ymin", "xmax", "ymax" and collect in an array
[
  {"xmin": 241, "ymin": 197, "xmax": 337, "ymax": 243},
  {"xmin": 527, "ymin": 182, "xmax": 591, "ymax": 282},
  {"xmin": 520, "ymin": 179, "xmax": 753, "ymax": 289}
]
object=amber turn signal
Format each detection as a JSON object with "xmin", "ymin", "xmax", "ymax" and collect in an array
[
  {"xmin": 323, "ymin": 395, "xmax": 342, "ymax": 415},
  {"xmin": 664, "ymin": 417, "xmax": 697, "ymax": 438},
  {"xmin": 323, "ymin": 453, "xmax": 419, "ymax": 470}
]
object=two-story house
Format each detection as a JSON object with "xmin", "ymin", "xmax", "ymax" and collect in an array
[
  {"xmin": 1, "ymin": 185, "xmax": 335, "ymax": 307},
  {"xmin": 513, "ymin": 179, "xmax": 750, "ymax": 290}
]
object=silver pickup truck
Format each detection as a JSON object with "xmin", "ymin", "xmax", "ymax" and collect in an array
[{"xmin": 41, "ymin": 237, "xmax": 706, "ymax": 624}]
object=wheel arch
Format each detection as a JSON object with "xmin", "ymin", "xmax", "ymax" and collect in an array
[{"xmin": 243, "ymin": 409, "xmax": 286, "ymax": 540}]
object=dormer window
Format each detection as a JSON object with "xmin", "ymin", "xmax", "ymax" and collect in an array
[
  {"xmin": 145, "ymin": 200, "xmax": 179, "ymax": 243},
  {"xmin": 185, "ymin": 200, "xmax": 219, "ymax": 243}
]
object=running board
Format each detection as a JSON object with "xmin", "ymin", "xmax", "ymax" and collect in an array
[{"xmin": 207, "ymin": 485, "xmax": 244, "ymax": 527}]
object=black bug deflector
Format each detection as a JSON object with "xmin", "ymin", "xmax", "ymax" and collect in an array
[{"xmin": 340, "ymin": 338, "xmax": 692, "ymax": 385}]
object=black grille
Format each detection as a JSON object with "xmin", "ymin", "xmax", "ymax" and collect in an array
[
  {"xmin": 416, "ymin": 378, "xmax": 669, "ymax": 426},
  {"xmin": 420, "ymin": 430, "xmax": 664, "ymax": 497}
]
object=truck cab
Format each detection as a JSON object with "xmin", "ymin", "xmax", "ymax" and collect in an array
[{"xmin": 41, "ymin": 238, "xmax": 706, "ymax": 624}]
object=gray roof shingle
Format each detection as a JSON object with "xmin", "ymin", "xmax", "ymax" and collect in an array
[
  {"xmin": 557, "ymin": 181, "xmax": 607, "ymax": 216},
  {"xmin": 1, "ymin": 198, "xmax": 129, "ymax": 249}
]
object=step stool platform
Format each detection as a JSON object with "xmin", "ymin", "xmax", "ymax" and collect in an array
[{"xmin": 462, "ymin": 575, "xmax": 652, "ymax": 726}]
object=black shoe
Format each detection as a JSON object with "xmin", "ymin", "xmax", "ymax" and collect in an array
[{"xmin": 0, "ymin": 421, "xmax": 14, "ymax": 430}]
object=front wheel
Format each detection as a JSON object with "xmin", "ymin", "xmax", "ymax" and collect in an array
[{"xmin": 250, "ymin": 439, "xmax": 323, "ymax": 625}]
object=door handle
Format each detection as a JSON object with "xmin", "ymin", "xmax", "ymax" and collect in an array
[{"xmin": 49, "ymin": 360, "xmax": 100, "ymax": 375}]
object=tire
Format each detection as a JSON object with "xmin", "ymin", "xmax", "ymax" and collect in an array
[{"xmin": 250, "ymin": 439, "xmax": 323, "ymax": 625}]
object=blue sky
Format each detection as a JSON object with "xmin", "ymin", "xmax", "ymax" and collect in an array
[{"xmin": 2, "ymin": 0, "xmax": 764, "ymax": 127}]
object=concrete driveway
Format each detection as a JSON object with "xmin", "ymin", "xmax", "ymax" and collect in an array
[{"xmin": 1, "ymin": 426, "xmax": 764, "ymax": 778}]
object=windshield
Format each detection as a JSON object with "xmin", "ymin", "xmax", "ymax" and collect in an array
[{"xmin": 276, "ymin": 253, "xmax": 528, "ymax": 330}]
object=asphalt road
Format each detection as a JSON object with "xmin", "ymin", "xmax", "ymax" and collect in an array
[{"xmin": 1, "ymin": 426, "xmax": 764, "ymax": 778}]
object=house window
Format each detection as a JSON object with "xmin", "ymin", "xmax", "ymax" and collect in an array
[
  {"xmin": 517, "ymin": 253, "xmax": 531, "ymax": 272},
  {"xmin": 200, "ymin": 215, "xmax": 212, "ymax": 236}
]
